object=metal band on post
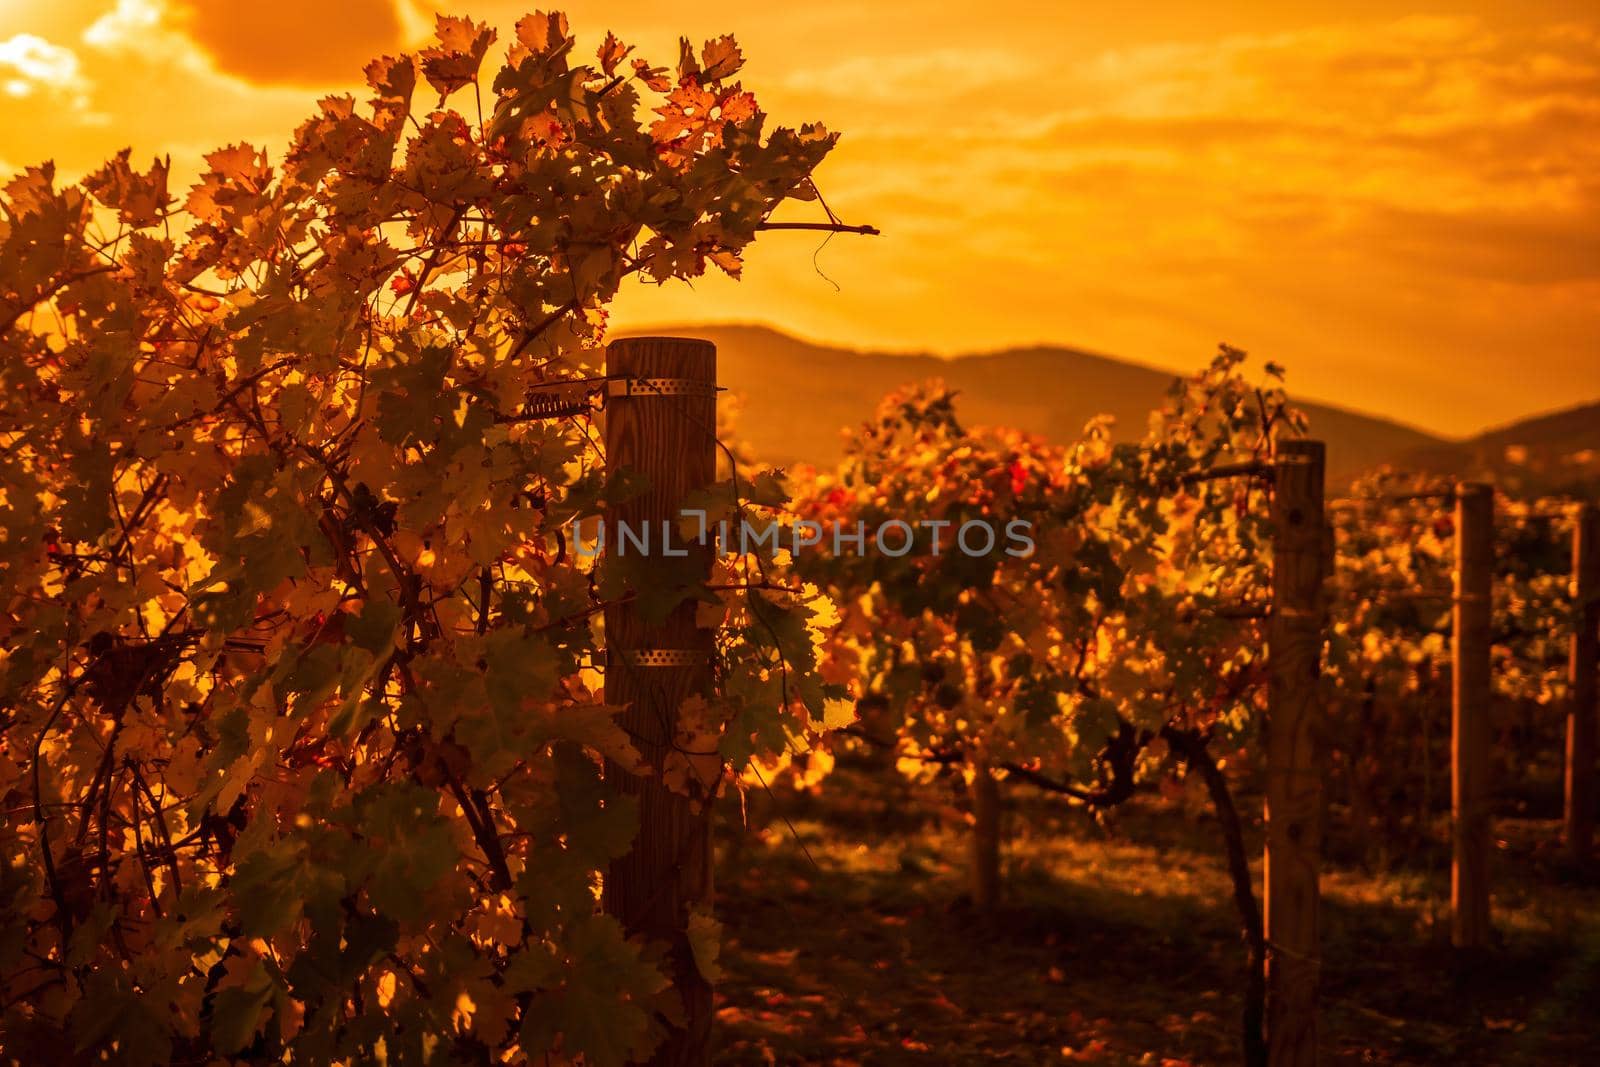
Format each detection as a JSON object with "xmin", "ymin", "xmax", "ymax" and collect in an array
[
  {"xmin": 606, "ymin": 376, "xmax": 721, "ymax": 399},
  {"xmin": 608, "ymin": 648, "xmax": 714, "ymax": 669}
]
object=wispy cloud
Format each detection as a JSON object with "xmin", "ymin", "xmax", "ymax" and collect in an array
[
  {"xmin": 698, "ymin": 14, "xmax": 1600, "ymax": 429},
  {"xmin": 82, "ymin": 0, "xmax": 165, "ymax": 52},
  {"xmin": 781, "ymin": 48, "xmax": 1038, "ymax": 102},
  {"xmin": 0, "ymin": 33, "xmax": 92, "ymax": 112}
]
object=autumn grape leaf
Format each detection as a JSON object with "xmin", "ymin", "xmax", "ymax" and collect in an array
[
  {"xmin": 699, "ymin": 36, "xmax": 744, "ymax": 82},
  {"xmin": 210, "ymin": 970, "xmax": 275, "ymax": 1055},
  {"xmin": 686, "ymin": 906, "xmax": 724, "ymax": 982},
  {"xmin": 512, "ymin": 10, "xmax": 572, "ymax": 65},
  {"xmin": 598, "ymin": 31, "xmax": 630, "ymax": 76},
  {"xmin": 83, "ymin": 149, "xmax": 172, "ymax": 227},
  {"xmin": 517, "ymin": 916, "xmax": 671, "ymax": 1067},
  {"xmin": 420, "ymin": 14, "xmax": 497, "ymax": 98}
]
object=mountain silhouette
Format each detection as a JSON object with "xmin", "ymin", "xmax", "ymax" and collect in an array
[
  {"xmin": 619, "ymin": 325, "xmax": 1442, "ymax": 484},
  {"xmin": 1398, "ymin": 399, "xmax": 1600, "ymax": 496}
]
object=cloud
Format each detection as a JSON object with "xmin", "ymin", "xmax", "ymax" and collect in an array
[
  {"xmin": 840, "ymin": 16, "xmax": 1600, "ymax": 285},
  {"xmin": 0, "ymin": 0, "xmax": 337, "ymax": 183},
  {"xmin": 82, "ymin": 0, "xmax": 165, "ymax": 51},
  {"xmin": 163, "ymin": 0, "xmax": 404, "ymax": 86},
  {"xmin": 81, "ymin": 0, "xmax": 221, "ymax": 83},
  {"xmin": 0, "ymin": 33, "xmax": 92, "ymax": 111},
  {"xmin": 80, "ymin": 0, "xmax": 399, "ymax": 87},
  {"xmin": 1059, "ymin": 17, "xmax": 1600, "ymax": 162},
  {"xmin": 781, "ymin": 48, "xmax": 1037, "ymax": 103},
  {"xmin": 1359, "ymin": 202, "xmax": 1600, "ymax": 285},
  {"xmin": 761, "ymin": 13, "xmax": 1598, "ymax": 278}
]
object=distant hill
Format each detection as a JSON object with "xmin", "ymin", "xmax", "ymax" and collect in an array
[
  {"xmin": 1398, "ymin": 401, "xmax": 1600, "ymax": 497},
  {"xmin": 619, "ymin": 324, "xmax": 1446, "ymax": 486}
]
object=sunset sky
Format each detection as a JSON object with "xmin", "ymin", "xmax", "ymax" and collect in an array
[{"xmin": 2, "ymin": 0, "xmax": 1595, "ymax": 437}]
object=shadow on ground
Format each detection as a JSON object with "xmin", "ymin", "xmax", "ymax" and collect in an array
[{"xmin": 711, "ymin": 758, "xmax": 1600, "ymax": 1065}]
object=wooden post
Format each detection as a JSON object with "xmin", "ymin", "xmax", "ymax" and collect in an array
[
  {"xmin": 1451, "ymin": 482, "xmax": 1493, "ymax": 949},
  {"xmin": 968, "ymin": 761, "xmax": 1001, "ymax": 915},
  {"xmin": 1266, "ymin": 438, "xmax": 1325, "ymax": 1067},
  {"xmin": 1565, "ymin": 503, "xmax": 1599, "ymax": 866},
  {"xmin": 602, "ymin": 337, "xmax": 718, "ymax": 1065}
]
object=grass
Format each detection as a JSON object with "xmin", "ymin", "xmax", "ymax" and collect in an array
[{"xmin": 709, "ymin": 754, "xmax": 1600, "ymax": 1065}]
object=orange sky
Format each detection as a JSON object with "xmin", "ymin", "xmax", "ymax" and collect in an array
[{"xmin": 2, "ymin": 1, "xmax": 1596, "ymax": 437}]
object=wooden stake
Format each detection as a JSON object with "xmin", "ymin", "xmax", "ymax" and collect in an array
[
  {"xmin": 1565, "ymin": 503, "xmax": 1599, "ymax": 866},
  {"xmin": 968, "ymin": 760, "xmax": 1002, "ymax": 915},
  {"xmin": 602, "ymin": 337, "xmax": 718, "ymax": 1066},
  {"xmin": 1451, "ymin": 482, "xmax": 1493, "ymax": 950},
  {"xmin": 1266, "ymin": 439, "xmax": 1325, "ymax": 1067}
]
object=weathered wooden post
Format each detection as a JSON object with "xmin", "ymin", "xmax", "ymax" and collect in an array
[
  {"xmin": 602, "ymin": 337, "xmax": 719, "ymax": 1065},
  {"xmin": 968, "ymin": 761, "xmax": 1002, "ymax": 915},
  {"xmin": 1452, "ymin": 482, "xmax": 1493, "ymax": 949},
  {"xmin": 1565, "ymin": 502, "xmax": 1599, "ymax": 866},
  {"xmin": 1266, "ymin": 438, "xmax": 1325, "ymax": 1067}
]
